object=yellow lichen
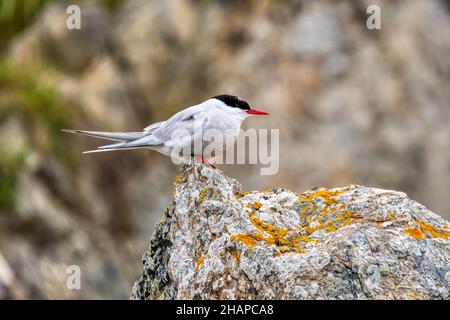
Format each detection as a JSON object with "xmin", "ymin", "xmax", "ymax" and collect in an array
[
  {"xmin": 195, "ymin": 256, "xmax": 204, "ymax": 271},
  {"xmin": 199, "ymin": 189, "xmax": 208, "ymax": 204},
  {"xmin": 176, "ymin": 174, "xmax": 184, "ymax": 182}
]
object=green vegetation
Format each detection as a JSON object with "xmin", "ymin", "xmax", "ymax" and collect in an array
[
  {"xmin": 0, "ymin": 60, "xmax": 78, "ymax": 165},
  {"xmin": 0, "ymin": 0, "xmax": 125, "ymax": 210},
  {"xmin": 0, "ymin": 0, "xmax": 51, "ymax": 49},
  {"xmin": 0, "ymin": 148, "xmax": 28, "ymax": 210},
  {"xmin": 0, "ymin": 0, "xmax": 125, "ymax": 51},
  {"xmin": 0, "ymin": 59, "xmax": 79, "ymax": 209}
]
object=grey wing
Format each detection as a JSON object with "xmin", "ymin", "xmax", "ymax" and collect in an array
[
  {"xmin": 152, "ymin": 105, "xmax": 206, "ymax": 141},
  {"xmin": 143, "ymin": 121, "xmax": 165, "ymax": 133},
  {"xmin": 117, "ymin": 107, "xmax": 206, "ymax": 151}
]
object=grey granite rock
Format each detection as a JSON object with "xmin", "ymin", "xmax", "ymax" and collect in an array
[{"xmin": 132, "ymin": 162, "xmax": 450, "ymax": 300}]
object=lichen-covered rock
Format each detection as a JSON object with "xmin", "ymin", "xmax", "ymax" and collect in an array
[{"xmin": 131, "ymin": 162, "xmax": 450, "ymax": 300}]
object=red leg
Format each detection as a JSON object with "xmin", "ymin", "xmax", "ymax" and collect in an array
[
  {"xmin": 195, "ymin": 155, "xmax": 205, "ymax": 163},
  {"xmin": 195, "ymin": 155, "xmax": 216, "ymax": 168}
]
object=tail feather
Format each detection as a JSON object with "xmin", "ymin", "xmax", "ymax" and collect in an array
[
  {"xmin": 61, "ymin": 129, "xmax": 144, "ymax": 142},
  {"xmin": 97, "ymin": 141, "xmax": 126, "ymax": 149},
  {"xmin": 83, "ymin": 144, "xmax": 162, "ymax": 154},
  {"xmin": 62, "ymin": 128, "xmax": 163, "ymax": 154},
  {"xmin": 83, "ymin": 146, "xmax": 148, "ymax": 154},
  {"xmin": 83, "ymin": 139, "xmax": 163, "ymax": 154}
]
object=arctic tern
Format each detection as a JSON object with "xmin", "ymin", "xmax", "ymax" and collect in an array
[{"xmin": 62, "ymin": 94, "xmax": 269, "ymax": 165}]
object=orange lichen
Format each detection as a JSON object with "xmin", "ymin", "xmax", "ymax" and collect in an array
[
  {"xmin": 254, "ymin": 202, "xmax": 263, "ymax": 210},
  {"xmin": 418, "ymin": 220, "xmax": 446, "ymax": 238},
  {"xmin": 298, "ymin": 188, "xmax": 348, "ymax": 218},
  {"xmin": 305, "ymin": 221, "xmax": 321, "ymax": 235},
  {"xmin": 343, "ymin": 218, "xmax": 353, "ymax": 226},
  {"xmin": 299, "ymin": 205, "xmax": 310, "ymax": 218},
  {"xmin": 403, "ymin": 219, "xmax": 450, "ymax": 240},
  {"xmin": 195, "ymin": 256, "xmax": 204, "ymax": 271},
  {"xmin": 418, "ymin": 220, "xmax": 450, "ymax": 239},
  {"xmin": 232, "ymin": 188, "xmax": 355, "ymax": 255},
  {"xmin": 249, "ymin": 214, "xmax": 288, "ymax": 240},
  {"xmin": 176, "ymin": 174, "xmax": 184, "ymax": 182},
  {"xmin": 335, "ymin": 212, "xmax": 347, "ymax": 223},
  {"xmin": 404, "ymin": 227, "xmax": 425, "ymax": 240},
  {"xmin": 296, "ymin": 188, "xmax": 354, "ymax": 236},
  {"xmin": 230, "ymin": 210, "xmax": 317, "ymax": 254},
  {"xmin": 298, "ymin": 188, "xmax": 346, "ymax": 207},
  {"xmin": 230, "ymin": 234, "xmax": 258, "ymax": 248}
]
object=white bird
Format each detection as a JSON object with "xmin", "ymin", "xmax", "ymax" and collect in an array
[{"xmin": 62, "ymin": 94, "xmax": 269, "ymax": 166}]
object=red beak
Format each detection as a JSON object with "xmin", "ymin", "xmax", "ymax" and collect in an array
[{"xmin": 246, "ymin": 108, "xmax": 270, "ymax": 115}]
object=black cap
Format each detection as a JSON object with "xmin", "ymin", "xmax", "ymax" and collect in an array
[{"xmin": 212, "ymin": 94, "xmax": 250, "ymax": 110}]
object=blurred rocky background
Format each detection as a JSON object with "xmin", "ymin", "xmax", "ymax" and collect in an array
[{"xmin": 0, "ymin": 0, "xmax": 449, "ymax": 299}]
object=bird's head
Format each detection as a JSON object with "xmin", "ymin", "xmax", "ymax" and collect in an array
[{"xmin": 211, "ymin": 94, "xmax": 270, "ymax": 118}]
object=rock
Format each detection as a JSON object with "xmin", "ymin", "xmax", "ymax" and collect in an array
[{"xmin": 131, "ymin": 162, "xmax": 450, "ymax": 300}]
